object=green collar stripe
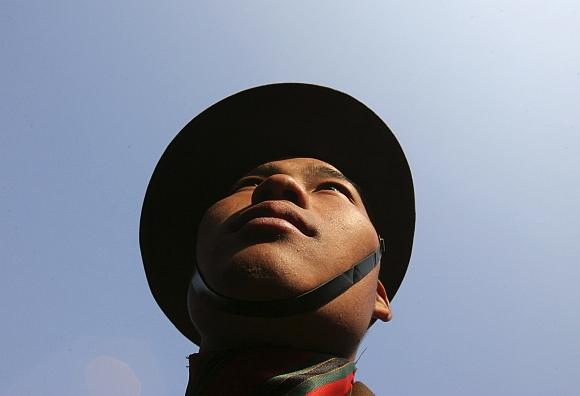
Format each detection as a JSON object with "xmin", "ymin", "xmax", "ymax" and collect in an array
[{"xmin": 285, "ymin": 362, "xmax": 355, "ymax": 395}]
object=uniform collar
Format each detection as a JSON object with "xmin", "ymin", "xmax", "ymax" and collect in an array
[{"xmin": 185, "ymin": 347, "xmax": 356, "ymax": 396}]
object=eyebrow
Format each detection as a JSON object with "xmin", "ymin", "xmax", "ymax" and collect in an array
[{"xmin": 305, "ymin": 164, "xmax": 354, "ymax": 185}]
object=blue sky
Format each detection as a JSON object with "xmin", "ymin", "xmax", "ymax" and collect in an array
[{"xmin": 1, "ymin": 1, "xmax": 579, "ymax": 395}]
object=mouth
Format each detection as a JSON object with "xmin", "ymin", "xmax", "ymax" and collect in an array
[{"xmin": 229, "ymin": 201, "xmax": 317, "ymax": 237}]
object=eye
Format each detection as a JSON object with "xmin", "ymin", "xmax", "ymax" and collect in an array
[
  {"xmin": 230, "ymin": 177, "xmax": 262, "ymax": 193},
  {"xmin": 317, "ymin": 182, "xmax": 354, "ymax": 202},
  {"xmin": 320, "ymin": 184, "xmax": 340, "ymax": 193}
]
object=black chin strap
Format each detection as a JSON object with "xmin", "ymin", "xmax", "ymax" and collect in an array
[{"xmin": 188, "ymin": 237, "xmax": 385, "ymax": 318}]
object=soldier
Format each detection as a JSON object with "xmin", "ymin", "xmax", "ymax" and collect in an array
[{"xmin": 140, "ymin": 83, "xmax": 415, "ymax": 395}]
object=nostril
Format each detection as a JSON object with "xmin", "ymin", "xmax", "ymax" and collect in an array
[
  {"xmin": 282, "ymin": 189, "xmax": 299, "ymax": 202},
  {"xmin": 254, "ymin": 186, "xmax": 297, "ymax": 202}
]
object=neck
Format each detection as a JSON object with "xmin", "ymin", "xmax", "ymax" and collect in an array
[{"xmin": 199, "ymin": 340, "xmax": 358, "ymax": 361}]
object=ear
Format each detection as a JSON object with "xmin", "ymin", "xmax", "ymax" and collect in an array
[{"xmin": 373, "ymin": 280, "xmax": 392, "ymax": 322}]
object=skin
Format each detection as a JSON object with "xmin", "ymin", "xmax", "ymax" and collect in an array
[{"xmin": 190, "ymin": 158, "xmax": 391, "ymax": 360}]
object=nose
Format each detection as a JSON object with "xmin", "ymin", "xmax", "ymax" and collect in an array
[{"xmin": 251, "ymin": 174, "xmax": 310, "ymax": 209}]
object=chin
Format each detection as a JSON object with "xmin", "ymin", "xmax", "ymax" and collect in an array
[{"xmin": 207, "ymin": 243, "xmax": 315, "ymax": 301}]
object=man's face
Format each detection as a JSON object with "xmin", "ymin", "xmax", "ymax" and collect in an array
[
  {"xmin": 196, "ymin": 157, "xmax": 379, "ymax": 300},
  {"xmin": 192, "ymin": 157, "xmax": 390, "ymax": 356}
]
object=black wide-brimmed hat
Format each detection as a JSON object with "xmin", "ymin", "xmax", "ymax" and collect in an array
[{"xmin": 140, "ymin": 83, "xmax": 415, "ymax": 345}]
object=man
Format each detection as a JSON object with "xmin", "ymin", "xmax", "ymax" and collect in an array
[{"xmin": 140, "ymin": 83, "xmax": 415, "ymax": 395}]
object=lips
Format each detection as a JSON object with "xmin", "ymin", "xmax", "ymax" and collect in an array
[{"xmin": 229, "ymin": 201, "xmax": 317, "ymax": 237}]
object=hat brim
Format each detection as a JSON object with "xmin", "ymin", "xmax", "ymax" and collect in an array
[{"xmin": 140, "ymin": 83, "xmax": 415, "ymax": 345}]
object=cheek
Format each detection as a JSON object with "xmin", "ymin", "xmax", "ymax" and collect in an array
[
  {"xmin": 318, "ymin": 201, "xmax": 377, "ymax": 245},
  {"xmin": 339, "ymin": 216, "xmax": 378, "ymax": 260},
  {"xmin": 312, "ymin": 202, "xmax": 378, "ymax": 274},
  {"xmin": 195, "ymin": 198, "xmax": 243, "ymax": 264}
]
